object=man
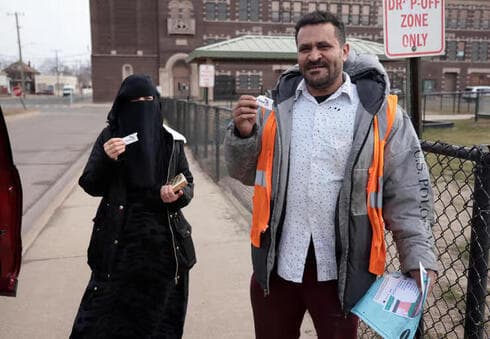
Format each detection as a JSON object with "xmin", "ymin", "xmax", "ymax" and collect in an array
[{"xmin": 224, "ymin": 11, "xmax": 437, "ymax": 339}]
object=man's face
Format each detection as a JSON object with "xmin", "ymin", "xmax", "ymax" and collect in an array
[{"xmin": 297, "ymin": 23, "xmax": 350, "ymax": 96}]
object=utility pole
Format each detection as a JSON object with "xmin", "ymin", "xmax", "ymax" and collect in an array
[
  {"xmin": 54, "ymin": 49, "xmax": 61, "ymax": 96},
  {"xmin": 8, "ymin": 12, "xmax": 26, "ymax": 98}
]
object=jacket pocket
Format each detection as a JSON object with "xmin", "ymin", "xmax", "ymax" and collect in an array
[
  {"xmin": 87, "ymin": 202, "xmax": 110, "ymax": 272},
  {"xmin": 170, "ymin": 211, "xmax": 197, "ymax": 271}
]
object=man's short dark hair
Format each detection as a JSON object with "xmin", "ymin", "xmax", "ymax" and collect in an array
[{"xmin": 294, "ymin": 11, "xmax": 346, "ymax": 45}]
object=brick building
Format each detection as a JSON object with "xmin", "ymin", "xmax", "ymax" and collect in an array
[{"xmin": 90, "ymin": 0, "xmax": 490, "ymax": 102}]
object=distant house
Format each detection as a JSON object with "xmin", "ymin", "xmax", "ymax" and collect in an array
[
  {"xmin": 34, "ymin": 74, "xmax": 78, "ymax": 96},
  {"xmin": 2, "ymin": 61, "xmax": 40, "ymax": 94},
  {"xmin": 0, "ymin": 72, "xmax": 10, "ymax": 95}
]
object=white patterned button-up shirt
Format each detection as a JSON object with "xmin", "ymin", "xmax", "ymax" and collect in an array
[{"xmin": 277, "ymin": 73, "xmax": 360, "ymax": 283}]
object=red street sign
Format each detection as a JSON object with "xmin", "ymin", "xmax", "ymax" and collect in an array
[{"xmin": 12, "ymin": 86, "xmax": 22, "ymax": 97}]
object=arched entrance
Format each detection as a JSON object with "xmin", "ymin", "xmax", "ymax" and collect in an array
[
  {"xmin": 173, "ymin": 60, "xmax": 190, "ymax": 99},
  {"xmin": 160, "ymin": 53, "xmax": 197, "ymax": 98}
]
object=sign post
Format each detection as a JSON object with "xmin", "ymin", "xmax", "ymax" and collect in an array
[
  {"xmin": 199, "ymin": 64, "xmax": 215, "ymax": 105},
  {"xmin": 383, "ymin": 0, "xmax": 445, "ymax": 136}
]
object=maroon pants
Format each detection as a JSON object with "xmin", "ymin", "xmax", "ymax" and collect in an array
[{"xmin": 250, "ymin": 259, "xmax": 358, "ymax": 339}]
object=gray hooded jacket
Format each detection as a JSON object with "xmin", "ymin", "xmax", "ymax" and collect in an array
[{"xmin": 224, "ymin": 50, "xmax": 437, "ymax": 312}]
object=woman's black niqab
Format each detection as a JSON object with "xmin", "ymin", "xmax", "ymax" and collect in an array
[{"xmin": 107, "ymin": 75, "xmax": 164, "ymax": 190}]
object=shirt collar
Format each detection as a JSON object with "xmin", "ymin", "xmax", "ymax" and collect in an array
[{"xmin": 294, "ymin": 72, "xmax": 354, "ymax": 103}]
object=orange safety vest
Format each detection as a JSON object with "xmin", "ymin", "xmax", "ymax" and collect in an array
[
  {"xmin": 250, "ymin": 107, "xmax": 276, "ymax": 248},
  {"xmin": 250, "ymin": 96, "xmax": 397, "ymax": 277},
  {"xmin": 366, "ymin": 95, "xmax": 397, "ymax": 275}
]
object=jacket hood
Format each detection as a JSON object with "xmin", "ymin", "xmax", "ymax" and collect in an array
[{"xmin": 272, "ymin": 49, "xmax": 390, "ymax": 115}]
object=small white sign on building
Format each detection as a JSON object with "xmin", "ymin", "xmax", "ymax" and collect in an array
[
  {"xmin": 383, "ymin": 0, "xmax": 445, "ymax": 59},
  {"xmin": 199, "ymin": 64, "xmax": 215, "ymax": 88}
]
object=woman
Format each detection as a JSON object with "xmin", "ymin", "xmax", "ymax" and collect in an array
[{"xmin": 70, "ymin": 75, "xmax": 195, "ymax": 338}]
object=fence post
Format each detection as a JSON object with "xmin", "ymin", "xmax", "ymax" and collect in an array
[
  {"xmin": 204, "ymin": 105, "xmax": 209, "ymax": 158},
  {"xmin": 457, "ymin": 92, "xmax": 461, "ymax": 114},
  {"xmin": 464, "ymin": 149, "xmax": 490, "ymax": 338},
  {"xmin": 215, "ymin": 107, "xmax": 220, "ymax": 181},
  {"xmin": 452, "ymin": 93, "xmax": 456, "ymax": 113},
  {"xmin": 193, "ymin": 104, "xmax": 198, "ymax": 156},
  {"xmin": 474, "ymin": 93, "xmax": 480, "ymax": 122}
]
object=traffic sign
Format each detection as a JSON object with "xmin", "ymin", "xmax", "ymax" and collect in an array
[
  {"xmin": 383, "ymin": 0, "xmax": 445, "ymax": 58},
  {"xmin": 12, "ymin": 86, "xmax": 22, "ymax": 97},
  {"xmin": 199, "ymin": 64, "xmax": 215, "ymax": 88}
]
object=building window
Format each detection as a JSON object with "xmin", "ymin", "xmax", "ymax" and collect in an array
[
  {"xmin": 458, "ymin": 9, "xmax": 467, "ymax": 29},
  {"xmin": 361, "ymin": 5, "xmax": 370, "ymax": 25},
  {"xmin": 318, "ymin": 3, "xmax": 327, "ymax": 12},
  {"xmin": 237, "ymin": 72, "xmax": 262, "ymax": 91},
  {"xmin": 204, "ymin": 0, "xmax": 229, "ymax": 21},
  {"xmin": 122, "ymin": 64, "xmax": 133, "ymax": 80},
  {"xmin": 472, "ymin": 42, "xmax": 489, "ymax": 62},
  {"xmin": 456, "ymin": 41, "xmax": 465, "ymax": 60},
  {"xmin": 307, "ymin": 2, "xmax": 316, "ymax": 13},
  {"xmin": 271, "ymin": 1, "xmax": 280, "ymax": 22},
  {"xmin": 239, "ymin": 0, "xmax": 260, "ymax": 21},
  {"xmin": 328, "ymin": 3, "xmax": 337, "ymax": 16},
  {"xmin": 341, "ymin": 4, "xmax": 349, "ymax": 24},
  {"xmin": 447, "ymin": 41, "xmax": 457, "ymax": 60},
  {"xmin": 217, "ymin": 2, "xmax": 228, "ymax": 20},
  {"xmin": 351, "ymin": 4, "xmax": 360, "ymax": 25},
  {"xmin": 423, "ymin": 79, "xmax": 436, "ymax": 93},
  {"xmin": 473, "ymin": 10, "xmax": 481, "ymax": 29},
  {"xmin": 377, "ymin": 6, "xmax": 383, "ymax": 27},
  {"xmin": 446, "ymin": 8, "xmax": 458, "ymax": 29},
  {"xmin": 292, "ymin": 2, "xmax": 302, "ymax": 22},
  {"xmin": 483, "ymin": 10, "xmax": 490, "ymax": 29},
  {"xmin": 282, "ymin": 2, "xmax": 291, "ymax": 23},
  {"xmin": 205, "ymin": 2, "xmax": 215, "ymax": 19}
]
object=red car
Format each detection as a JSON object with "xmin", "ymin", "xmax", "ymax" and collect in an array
[{"xmin": 0, "ymin": 105, "xmax": 22, "ymax": 297}]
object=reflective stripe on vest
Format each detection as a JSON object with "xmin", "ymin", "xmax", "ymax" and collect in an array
[
  {"xmin": 251, "ymin": 107, "xmax": 276, "ymax": 247},
  {"xmin": 366, "ymin": 94, "xmax": 397, "ymax": 275}
]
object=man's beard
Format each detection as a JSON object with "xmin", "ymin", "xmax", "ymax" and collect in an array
[{"xmin": 302, "ymin": 60, "xmax": 341, "ymax": 91}]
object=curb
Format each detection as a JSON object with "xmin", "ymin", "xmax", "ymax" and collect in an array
[{"xmin": 21, "ymin": 147, "xmax": 92, "ymax": 256}]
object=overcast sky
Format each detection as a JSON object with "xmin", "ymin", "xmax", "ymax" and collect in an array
[{"xmin": 0, "ymin": 0, "xmax": 91, "ymax": 69}]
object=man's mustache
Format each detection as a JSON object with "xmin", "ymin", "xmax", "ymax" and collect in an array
[{"xmin": 305, "ymin": 61, "xmax": 328, "ymax": 69}]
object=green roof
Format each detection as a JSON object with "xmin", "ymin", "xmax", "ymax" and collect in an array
[{"xmin": 187, "ymin": 35, "xmax": 387, "ymax": 62}]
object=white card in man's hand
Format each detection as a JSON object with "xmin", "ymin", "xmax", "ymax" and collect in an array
[
  {"xmin": 256, "ymin": 95, "xmax": 274, "ymax": 111},
  {"xmin": 122, "ymin": 132, "xmax": 138, "ymax": 145}
]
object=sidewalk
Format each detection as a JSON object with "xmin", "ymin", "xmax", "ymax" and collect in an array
[{"xmin": 0, "ymin": 151, "xmax": 315, "ymax": 338}]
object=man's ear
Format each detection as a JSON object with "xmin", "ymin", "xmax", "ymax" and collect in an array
[{"xmin": 342, "ymin": 43, "xmax": 350, "ymax": 62}]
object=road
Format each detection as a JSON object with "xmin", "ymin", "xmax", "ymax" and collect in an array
[{"xmin": 2, "ymin": 98, "xmax": 110, "ymax": 247}]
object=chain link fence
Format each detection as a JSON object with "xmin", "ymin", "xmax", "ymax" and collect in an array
[
  {"xmin": 421, "ymin": 91, "xmax": 490, "ymax": 121},
  {"xmin": 162, "ymin": 98, "xmax": 490, "ymax": 338}
]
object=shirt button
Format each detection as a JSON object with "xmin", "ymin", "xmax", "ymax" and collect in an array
[
  {"xmin": 114, "ymin": 240, "xmax": 118, "ymax": 245},
  {"xmin": 119, "ymin": 205, "xmax": 124, "ymax": 210},
  {"xmin": 93, "ymin": 286, "xmax": 98, "ymax": 291}
]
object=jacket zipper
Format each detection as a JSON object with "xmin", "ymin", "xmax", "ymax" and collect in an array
[
  {"xmin": 165, "ymin": 136, "xmax": 180, "ymax": 285},
  {"xmin": 340, "ymin": 116, "xmax": 375, "ymax": 314}
]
